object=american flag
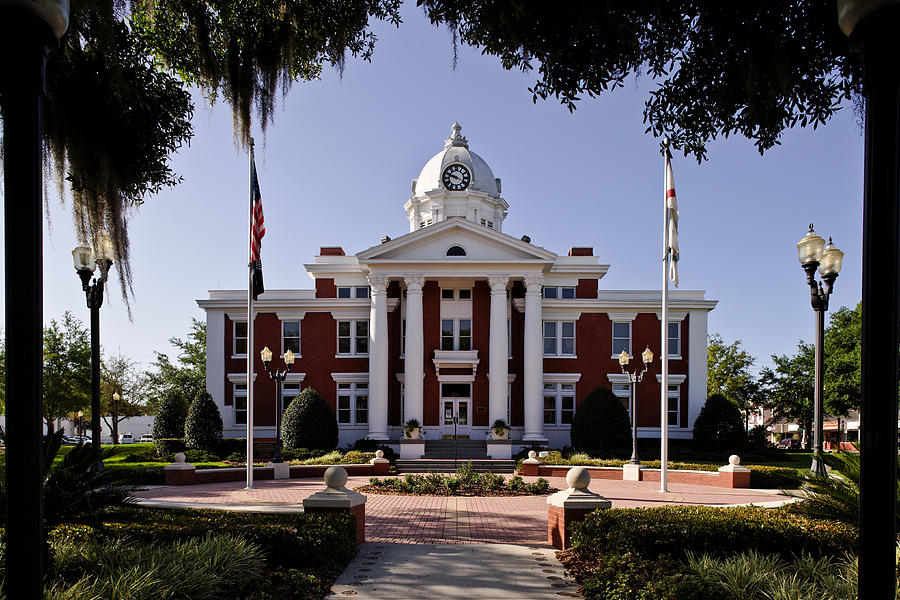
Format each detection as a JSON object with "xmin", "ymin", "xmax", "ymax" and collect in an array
[
  {"xmin": 250, "ymin": 158, "xmax": 265, "ymax": 300},
  {"xmin": 665, "ymin": 150, "xmax": 679, "ymax": 288}
]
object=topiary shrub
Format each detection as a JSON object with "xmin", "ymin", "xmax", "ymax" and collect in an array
[
  {"xmin": 154, "ymin": 437, "xmax": 186, "ymax": 457},
  {"xmin": 693, "ymin": 393, "xmax": 745, "ymax": 449},
  {"xmin": 153, "ymin": 392, "xmax": 188, "ymax": 442},
  {"xmin": 281, "ymin": 387, "xmax": 338, "ymax": 451},
  {"xmin": 570, "ymin": 386, "xmax": 631, "ymax": 456},
  {"xmin": 184, "ymin": 391, "xmax": 223, "ymax": 451}
]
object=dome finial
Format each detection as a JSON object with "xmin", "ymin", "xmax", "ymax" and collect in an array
[{"xmin": 445, "ymin": 122, "xmax": 468, "ymax": 149}]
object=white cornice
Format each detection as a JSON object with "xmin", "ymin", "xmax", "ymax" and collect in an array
[
  {"xmin": 606, "ymin": 373, "xmax": 631, "ymax": 385},
  {"xmin": 331, "ymin": 372, "xmax": 369, "ymax": 384},
  {"xmin": 276, "ymin": 311, "xmax": 307, "ymax": 321},
  {"xmin": 655, "ymin": 310, "xmax": 689, "ymax": 321},
  {"xmin": 226, "ymin": 373, "xmax": 258, "ymax": 384},
  {"xmin": 607, "ymin": 311, "xmax": 638, "ymax": 322},
  {"xmin": 511, "ymin": 297, "xmax": 717, "ymax": 314},
  {"xmin": 656, "ymin": 374, "xmax": 687, "ymax": 384},
  {"xmin": 544, "ymin": 373, "xmax": 582, "ymax": 384}
]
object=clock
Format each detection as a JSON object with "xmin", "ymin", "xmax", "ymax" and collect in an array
[{"xmin": 442, "ymin": 164, "xmax": 471, "ymax": 191}]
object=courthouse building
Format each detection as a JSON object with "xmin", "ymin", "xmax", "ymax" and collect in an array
[{"xmin": 198, "ymin": 124, "xmax": 717, "ymax": 451}]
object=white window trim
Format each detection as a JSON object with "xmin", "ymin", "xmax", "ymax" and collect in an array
[
  {"xmin": 336, "ymin": 319, "xmax": 369, "ymax": 357},
  {"xmin": 543, "ymin": 320, "xmax": 577, "ymax": 357},
  {"xmin": 441, "ymin": 317, "xmax": 472, "ymax": 351},
  {"xmin": 336, "ymin": 381, "xmax": 369, "ymax": 426},
  {"xmin": 655, "ymin": 375, "xmax": 685, "ymax": 427},
  {"xmin": 337, "ymin": 286, "xmax": 368, "ymax": 299},
  {"xmin": 332, "ymin": 372, "xmax": 370, "ymax": 384},
  {"xmin": 667, "ymin": 321, "xmax": 682, "ymax": 360},
  {"xmin": 655, "ymin": 374, "xmax": 687, "ymax": 385},
  {"xmin": 611, "ymin": 320, "xmax": 632, "ymax": 359},
  {"xmin": 542, "ymin": 381, "xmax": 577, "ymax": 428},
  {"xmin": 232, "ymin": 320, "xmax": 248, "ymax": 358},
  {"xmin": 280, "ymin": 319, "xmax": 302, "ymax": 358},
  {"xmin": 233, "ymin": 383, "xmax": 248, "ymax": 427},
  {"xmin": 226, "ymin": 373, "xmax": 259, "ymax": 384}
]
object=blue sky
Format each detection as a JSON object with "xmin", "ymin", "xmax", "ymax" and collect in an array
[{"xmin": 11, "ymin": 3, "xmax": 863, "ymax": 373}]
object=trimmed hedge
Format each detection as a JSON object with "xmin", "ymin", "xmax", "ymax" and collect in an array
[
  {"xmin": 184, "ymin": 391, "xmax": 223, "ymax": 450},
  {"xmin": 154, "ymin": 437, "xmax": 186, "ymax": 457},
  {"xmin": 153, "ymin": 393, "xmax": 187, "ymax": 440},
  {"xmin": 568, "ymin": 506, "xmax": 858, "ymax": 563},
  {"xmin": 281, "ymin": 387, "xmax": 338, "ymax": 451},
  {"xmin": 693, "ymin": 393, "xmax": 745, "ymax": 449},
  {"xmin": 575, "ymin": 552, "xmax": 713, "ymax": 600},
  {"xmin": 570, "ymin": 386, "xmax": 631, "ymax": 456}
]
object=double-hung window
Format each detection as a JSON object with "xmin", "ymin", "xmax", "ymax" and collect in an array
[
  {"xmin": 337, "ymin": 382, "xmax": 368, "ymax": 425},
  {"xmin": 233, "ymin": 383, "xmax": 247, "ymax": 425},
  {"xmin": 441, "ymin": 319, "xmax": 472, "ymax": 351},
  {"xmin": 338, "ymin": 320, "xmax": 368, "ymax": 355},
  {"xmin": 543, "ymin": 286, "xmax": 576, "ymax": 299},
  {"xmin": 233, "ymin": 321, "xmax": 248, "ymax": 356},
  {"xmin": 337, "ymin": 286, "xmax": 370, "ymax": 299},
  {"xmin": 667, "ymin": 322, "xmax": 681, "ymax": 357},
  {"xmin": 282, "ymin": 382, "xmax": 301, "ymax": 413},
  {"xmin": 667, "ymin": 384, "xmax": 680, "ymax": 426},
  {"xmin": 282, "ymin": 321, "xmax": 300, "ymax": 355},
  {"xmin": 543, "ymin": 321, "xmax": 575, "ymax": 356},
  {"xmin": 543, "ymin": 383, "xmax": 575, "ymax": 426},
  {"xmin": 612, "ymin": 322, "xmax": 631, "ymax": 356},
  {"xmin": 401, "ymin": 319, "xmax": 407, "ymax": 355}
]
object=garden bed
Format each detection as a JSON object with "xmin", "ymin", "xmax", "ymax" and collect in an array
[{"xmin": 354, "ymin": 469, "xmax": 556, "ymax": 497}]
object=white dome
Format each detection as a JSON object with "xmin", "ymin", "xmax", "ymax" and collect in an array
[{"xmin": 413, "ymin": 123, "xmax": 500, "ymax": 198}]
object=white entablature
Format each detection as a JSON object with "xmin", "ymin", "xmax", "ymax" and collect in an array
[{"xmin": 405, "ymin": 123, "xmax": 509, "ymax": 233}]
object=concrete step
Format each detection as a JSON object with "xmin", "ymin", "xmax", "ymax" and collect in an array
[
  {"xmin": 423, "ymin": 439, "xmax": 488, "ymax": 458},
  {"xmin": 395, "ymin": 459, "xmax": 517, "ymax": 473}
]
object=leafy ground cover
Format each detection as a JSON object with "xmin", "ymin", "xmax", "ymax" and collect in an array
[
  {"xmin": 519, "ymin": 450, "xmax": 805, "ymax": 489},
  {"xmin": 356, "ymin": 462, "xmax": 554, "ymax": 496},
  {"xmin": 560, "ymin": 506, "xmax": 861, "ymax": 600},
  {"xmin": 22, "ymin": 506, "xmax": 358, "ymax": 599}
]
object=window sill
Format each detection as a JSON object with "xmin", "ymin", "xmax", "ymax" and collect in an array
[
  {"xmin": 544, "ymin": 354, "xmax": 578, "ymax": 359},
  {"xmin": 232, "ymin": 354, "xmax": 248, "ymax": 360},
  {"xmin": 335, "ymin": 354, "xmax": 369, "ymax": 359}
]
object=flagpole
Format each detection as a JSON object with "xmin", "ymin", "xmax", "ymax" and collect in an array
[
  {"xmin": 246, "ymin": 138, "xmax": 256, "ymax": 490},
  {"xmin": 660, "ymin": 137, "xmax": 670, "ymax": 494}
]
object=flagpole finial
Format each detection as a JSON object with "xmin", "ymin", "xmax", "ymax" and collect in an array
[
  {"xmin": 662, "ymin": 136, "xmax": 670, "ymax": 147},
  {"xmin": 250, "ymin": 136, "xmax": 255, "ymax": 148}
]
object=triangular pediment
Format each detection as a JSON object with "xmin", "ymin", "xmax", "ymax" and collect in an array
[{"xmin": 356, "ymin": 217, "xmax": 556, "ymax": 263}]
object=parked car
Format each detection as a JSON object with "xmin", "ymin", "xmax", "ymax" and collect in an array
[
  {"xmin": 118, "ymin": 433, "xmax": 134, "ymax": 444},
  {"xmin": 776, "ymin": 437, "xmax": 799, "ymax": 449},
  {"xmin": 60, "ymin": 434, "xmax": 78, "ymax": 445},
  {"xmin": 139, "ymin": 433, "xmax": 153, "ymax": 443}
]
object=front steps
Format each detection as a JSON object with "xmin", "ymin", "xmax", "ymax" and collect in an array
[{"xmin": 423, "ymin": 439, "xmax": 488, "ymax": 459}]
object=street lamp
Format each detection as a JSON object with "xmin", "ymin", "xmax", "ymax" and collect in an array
[
  {"xmin": 73, "ymin": 234, "xmax": 114, "ymax": 461},
  {"xmin": 260, "ymin": 346, "xmax": 294, "ymax": 463},
  {"xmin": 112, "ymin": 392, "xmax": 120, "ymax": 443},
  {"xmin": 619, "ymin": 346, "xmax": 655, "ymax": 465},
  {"xmin": 796, "ymin": 224, "xmax": 844, "ymax": 477}
]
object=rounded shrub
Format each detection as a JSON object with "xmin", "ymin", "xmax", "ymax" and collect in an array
[
  {"xmin": 281, "ymin": 387, "xmax": 338, "ymax": 451},
  {"xmin": 153, "ymin": 392, "xmax": 187, "ymax": 441},
  {"xmin": 570, "ymin": 386, "xmax": 631, "ymax": 456},
  {"xmin": 693, "ymin": 393, "xmax": 745, "ymax": 449},
  {"xmin": 184, "ymin": 391, "xmax": 223, "ymax": 451}
]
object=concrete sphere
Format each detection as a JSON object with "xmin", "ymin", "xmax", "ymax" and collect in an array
[
  {"xmin": 375, "ymin": 449, "xmax": 385, "ymax": 459},
  {"xmin": 566, "ymin": 466, "xmax": 591, "ymax": 490},
  {"xmin": 729, "ymin": 454, "xmax": 741, "ymax": 466},
  {"xmin": 528, "ymin": 450, "xmax": 537, "ymax": 459},
  {"xmin": 174, "ymin": 452, "xmax": 186, "ymax": 463},
  {"xmin": 324, "ymin": 465, "xmax": 348, "ymax": 489}
]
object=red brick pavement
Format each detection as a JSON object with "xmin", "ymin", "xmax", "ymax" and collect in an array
[{"xmin": 132, "ymin": 473, "xmax": 789, "ymax": 546}]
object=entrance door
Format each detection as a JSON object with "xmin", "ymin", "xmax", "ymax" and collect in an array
[{"xmin": 440, "ymin": 383, "xmax": 471, "ymax": 438}]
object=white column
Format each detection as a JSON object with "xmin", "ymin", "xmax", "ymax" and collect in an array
[
  {"xmin": 687, "ymin": 310, "xmax": 708, "ymax": 432},
  {"xmin": 488, "ymin": 276, "xmax": 509, "ymax": 426},
  {"xmin": 403, "ymin": 276, "xmax": 425, "ymax": 425},
  {"xmin": 523, "ymin": 274, "xmax": 546, "ymax": 441},
  {"xmin": 367, "ymin": 274, "xmax": 390, "ymax": 440}
]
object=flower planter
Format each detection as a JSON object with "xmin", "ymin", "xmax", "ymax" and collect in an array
[
  {"xmin": 489, "ymin": 428, "xmax": 509, "ymax": 440},
  {"xmin": 404, "ymin": 427, "xmax": 421, "ymax": 440}
]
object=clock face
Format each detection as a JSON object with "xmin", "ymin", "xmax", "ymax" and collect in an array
[{"xmin": 442, "ymin": 164, "xmax": 471, "ymax": 191}]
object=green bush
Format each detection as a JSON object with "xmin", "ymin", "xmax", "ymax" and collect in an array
[
  {"xmin": 216, "ymin": 437, "xmax": 246, "ymax": 457},
  {"xmin": 184, "ymin": 391, "xmax": 223, "ymax": 451},
  {"xmin": 281, "ymin": 387, "xmax": 338, "ymax": 451},
  {"xmin": 280, "ymin": 447, "xmax": 331, "ymax": 461},
  {"xmin": 103, "ymin": 464, "xmax": 165, "ymax": 485},
  {"xmin": 154, "ymin": 437, "xmax": 186, "ymax": 457},
  {"xmin": 346, "ymin": 438, "xmax": 399, "ymax": 462},
  {"xmin": 153, "ymin": 392, "xmax": 188, "ymax": 441},
  {"xmin": 575, "ymin": 552, "xmax": 714, "ymax": 600},
  {"xmin": 749, "ymin": 466, "xmax": 803, "ymax": 489},
  {"xmin": 568, "ymin": 506, "xmax": 857, "ymax": 564},
  {"xmin": 570, "ymin": 386, "xmax": 631, "ymax": 456},
  {"xmin": 692, "ymin": 393, "xmax": 745, "ymax": 449},
  {"xmin": 181, "ymin": 449, "xmax": 221, "ymax": 464}
]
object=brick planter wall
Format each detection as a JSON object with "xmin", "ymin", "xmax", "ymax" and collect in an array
[
  {"xmin": 164, "ymin": 463, "xmax": 382, "ymax": 486},
  {"xmin": 527, "ymin": 464, "xmax": 751, "ymax": 488},
  {"xmin": 548, "ymin": 504, "xmax": 597, "ymax": 550},
  {"xmin": 305, "ymin": 504, "xmax": 366, "ymax": 545}
]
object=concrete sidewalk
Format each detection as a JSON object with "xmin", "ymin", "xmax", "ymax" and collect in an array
[{"xmin": 327, "ymin": 542, "xmax": 580, "ymax": 599}]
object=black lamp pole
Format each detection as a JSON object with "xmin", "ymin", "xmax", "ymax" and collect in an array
[
  {"xmin": 619, "ymin": 347, "xmax": 653, "ymax": 465},
  {"xmin": 0, "ymin": 3, "xmax": 66, "ymax": 596},
  {"xmin": 75, "ymin": 248, "xmax": 112, "ymax": 465},
  {"xmin": 797, "ymin": 225, "xmax": 841, "ymax": 478},
  {"xmin": 261, "ymin": 347, "xmax": 294, "ymax": 463}
]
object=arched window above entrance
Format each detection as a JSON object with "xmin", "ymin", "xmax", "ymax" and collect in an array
[{"xmin": 446, "ymin": 245, "xmax": 467, "ymax": 256}]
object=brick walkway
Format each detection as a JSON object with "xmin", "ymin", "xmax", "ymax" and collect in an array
[{"xmin": 132, "ymin": 474, "xmax": 790, "ymax": 546}]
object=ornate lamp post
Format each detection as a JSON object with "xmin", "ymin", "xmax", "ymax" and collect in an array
[
  {"xmin": 796, "ymin": 224, "xmax": 843, "ymax": 477},
  {"xmin": 112, "ymin": 392, "xmax": 120, "ymax": 443},
  {"xmin": 260, "ymin": 346, "xmax": 294, "ymax": 463},
  {"xmin": 618, "ymin": 346, "xmax": 655, "ymax": 465},
  {"xmin": 73, "ymin": 236, "xmax": 114, "ymax": 459}
]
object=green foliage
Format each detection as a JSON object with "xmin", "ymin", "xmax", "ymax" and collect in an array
[
  {"xmin": 48, "ymin": 533, "xmax": 264, "ymax": 599},
  {"xmin": 215, "ymin": 437, "xmax": 247, "ymax": 457},
  {"xmin": 131, "ymin": 0, "xmax": 402, "ymax": 148},
  {"xmin": 568, "ymin": 506, "xmax": 857, "ymax": 564},
  {"xmin": 153, "ymin": 390, "xmax": 188, "ymax": 442},
  {"xmin": 692, "ymin": 393, "xmax": 746, "ymax": 449},
  {"xmin": 575, "ymin": 552, "xmax": 712, "ymax": 600},
  {"xmin": 760, "ymin": 343, "xmax": 815, "ymax": 449},
  {"xmin": 786, "ymin": 451, "xmax": 900, "ymax": 529},
  {"xmin": 100, "ymin": 351, "xmax": 147, "ymax": 443},
  {"xmin": 281, "ymin": 387, "xmax": 338, "ymax": 451},
  {"xmin": 184, "ymin": 391, "xmax": 223, "ymax": 451},
  {"xmin": 145, "ymin": 319, "xmax": 206, "ymax": 416},
  {"xmin": 43, "ymin": 312, "xmax": 91, "ymax": 435},
  {"xmin": 345, "ymin": 437, "xmax": 398, "ymax": 462},
  {"xmin": 570, "ymin": 386, "xmax": 631, "ymax": 456},
  {"xmin": 707, "ymin": 334, "xmax": 761, "ymax": 428},
  {"xmin": 365, "ymin": 469, "xmax": 554, "ymax": 497},
  {"xmin": 153, "ymin": 437, "xmax": 186, "ymax": 457},
  {"xmin": 824, "ymin": 303, "xmax": 862, "ymax": 414},
  {"xmin": 419, "ymin": 2, "xmax": 861, "ymax": 161},
  {"xmin": 687, "ymin": 550, "xmax": 858, "ymax": 600},
  {"xmin": 280, "ymin": 447, "xmax": 331, "ymax": 462}
]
